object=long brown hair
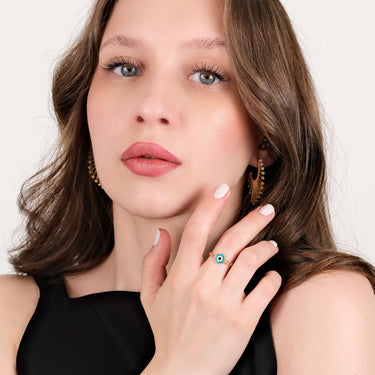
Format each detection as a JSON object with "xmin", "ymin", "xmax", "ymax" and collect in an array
[{"xmin": 9, "ymin": 0, "xmax": 375, "ymax": 291}]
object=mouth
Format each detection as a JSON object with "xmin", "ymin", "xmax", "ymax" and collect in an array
[
  {"xmin": 121, "ymin": 142, "xmax": 181, "ymax": 177},
  {"xmin": 121, "ymin": 142, "xmax": 181, "ymax": 164}
]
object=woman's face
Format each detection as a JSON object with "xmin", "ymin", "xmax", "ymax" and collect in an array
[{"xmin": 87, "ymin": 0, "xmax": 258, "ymax": 218}]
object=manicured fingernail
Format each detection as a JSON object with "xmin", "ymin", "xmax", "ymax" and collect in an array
[
  {"xmin": 214, "ymin": 184, "xmax": 230, "ymax": 199},
  {"xmin": 259, "ymin": 204, "xmax": 275, "ymax": 216},
  {"xmin": 269, "ymin": 240, "xmax": 278, "ymax": 248},
  {"xmin": 153, "ymin": 229, "xmax": 161, "ymax": 246}
]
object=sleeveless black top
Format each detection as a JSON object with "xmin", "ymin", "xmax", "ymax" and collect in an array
[{"xmin": 16, "ymin": 278, "xmax": 277, "ymax": 375}]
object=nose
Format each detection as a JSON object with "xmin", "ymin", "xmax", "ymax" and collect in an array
[{"xmin": 133, "ymin": 78, "xmax": 179, "ymax": 127}]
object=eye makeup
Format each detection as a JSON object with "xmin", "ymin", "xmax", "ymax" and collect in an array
[{"xmin": 100, "ymin": 56, "xmax": 229, "ymax": 84}]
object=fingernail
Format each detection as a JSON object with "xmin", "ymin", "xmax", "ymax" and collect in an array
[
  {"xmin": 269, "ymin": 240, "xmax": 278, "ymax": 248},
  {"xmin": 259, "ymin": 204, "xmax": 275, "ymax": 216},
  {"xmin": 214, "ymin": 184, "xmax": 230, "ymax": 199},
  {"xmin": 153, "ymin": 229, "xmax": 161, "ymax": 246}
]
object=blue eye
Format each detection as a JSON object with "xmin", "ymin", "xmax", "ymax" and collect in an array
[
  {"xmin": 114, "ymin": 65, "xmax": 138, "ymax": 77},
  {"xmin": 190, "ymin": 72, "xmax": 218, "ymax": 85},
  {"xmin": 189, "ymin": 63, "xmax": 227, "ymax": 86},
  {"xmin": 102, "ymin": 58, "xmax": 141, "ymax": 77}
]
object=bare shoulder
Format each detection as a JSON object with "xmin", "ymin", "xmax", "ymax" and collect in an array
[
  {"xmin": 0, "ymin": 274, "xmax": 40, "ymax": 331},
  {"xmin": 0, "ymin": 274, "xmax": 40, "ymax": 309},
  {"xmin": 270, "ymin": 270, "xmax": 375, "ymax": 374},
  {"xmin": 0, "ymin": 275, "xmax": 40, "ymax": 374}
]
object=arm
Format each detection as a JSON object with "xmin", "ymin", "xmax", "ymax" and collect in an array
[
  {"xmin": 0, "ymin": 275, "xmax": 39, "ymax": 375},
  {"xmin": 271, "ymin": 270, "xmax": 375, "ymax": 374}
]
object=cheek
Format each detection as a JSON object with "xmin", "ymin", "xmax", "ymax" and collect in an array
[
  {"xmin": 86, "ymin": 77, "xmax": 129, "ymax": 143},
  {"xmin": 189, "ymin": 102, "xmax": 255, "ymax": 189},
  {"xmin": 209, "ymin": 104, "xmax": 255, "ymax": 159},
  {"xmin": 87, "ymin": 83, "xmax": 109, "ymax": 141}
]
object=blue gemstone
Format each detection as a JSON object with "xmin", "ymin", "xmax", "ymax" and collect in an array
[{"xmin": 215, "ymin": 254, "xmax": 225, "ymax": 264}]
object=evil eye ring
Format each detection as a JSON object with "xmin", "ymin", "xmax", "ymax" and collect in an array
[{"xmin": 209, "ymin": 252, "xmax": 234, "ymax": 267}]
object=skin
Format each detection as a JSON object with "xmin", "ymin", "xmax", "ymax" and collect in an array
[
  {"xmin": 80, "ymin": 0, "xmax": 270, "ymax": 293},
  {"xmin": 77, "ymin": 0, "xmax": 282, "ymax": 372},
  {"xmin": 1, "ymin": 0, "xmax": 375, "ymax": 374}
]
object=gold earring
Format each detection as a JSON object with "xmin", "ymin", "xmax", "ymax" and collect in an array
[
  {"xmin": 88, "ymin": 150, "xmax": 103, "ymax": 189},
  {"xmin": 259, "ymin": 137, "xmax": 268, "ymax": 150},
  {"xmin": 248, "ymin": 158, "xmax": 265, "ymax": 205}
]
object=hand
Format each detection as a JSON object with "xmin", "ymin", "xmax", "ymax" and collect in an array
[{"xmin": 140, "ymin": 184, "xmax": 282, "ymax": 375}]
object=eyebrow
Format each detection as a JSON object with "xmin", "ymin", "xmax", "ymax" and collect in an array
[{"xmin": 100, "ymin": 34, "xmax": 225, "ymax": 52}]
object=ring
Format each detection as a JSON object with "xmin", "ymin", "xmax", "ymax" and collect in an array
[{"xmin": 209, "ymin": 252, "xmax": 233, "ymax": 267}]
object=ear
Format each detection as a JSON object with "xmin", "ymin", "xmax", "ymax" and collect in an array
[{"xmin": 249, "ymin": 138, "xmax": 276, "ymax": 168}]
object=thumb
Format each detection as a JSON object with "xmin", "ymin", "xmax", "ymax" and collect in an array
[{"xmin": 141, "ymin": 228, "xmax": 171, "ymax": 307}]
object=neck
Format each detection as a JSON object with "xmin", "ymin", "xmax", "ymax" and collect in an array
[{"xmin": 109, "ymin": 206, "xmax": 193, "ymax": 291}]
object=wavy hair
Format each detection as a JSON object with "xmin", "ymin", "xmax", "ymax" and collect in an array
[{"xmin": 9, "ymin": 0, "xmax": 375, "ymax": 291}]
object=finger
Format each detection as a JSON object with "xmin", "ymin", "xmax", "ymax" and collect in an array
[
  {"xmin": 140, "ymin": 229, "xmax": 171, "ymax": 308},
  {"xmin": 221, "ymin": 241, "xmax": 278, "ymax": 300},
  {"xmin": 171, "ymin": 184, "xmax": 231, "ymax": 273},
  {"xmin": 241, "ymin": 271, "xmax": 282, "ymax": 320},
  {"xmin": 203, "ymin": 204, "xmax": 275, "ymax": 280}
]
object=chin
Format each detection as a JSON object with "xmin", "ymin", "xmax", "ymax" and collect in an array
[{"xmin": 111, "ymin": 186, "xmax": 202, "ymax": 220}]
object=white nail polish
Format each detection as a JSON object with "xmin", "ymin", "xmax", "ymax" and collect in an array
[
  {"xmin": 259, "ymin": 204, "xmax": 275, "ymax": 216},
  {"xmin": 214, "ymin": 184, "xmax": 230, "ymax": 199},
  {"xmin": 153, "ymin": 229, "xmax": 161, "ymax": 246},
  {"xmin": 269, "ymin": 240, "xmax": 278, "ymax": 248}
]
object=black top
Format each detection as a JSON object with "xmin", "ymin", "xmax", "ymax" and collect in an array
[{"xmin": 16, "ymin": 279, "xmax": 277, "ymax": 375}]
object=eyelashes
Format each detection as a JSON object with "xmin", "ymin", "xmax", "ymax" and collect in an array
[
  {"xmin": 101, "ymin": 56, "xmax": 141, "ymax": 74},
  {"xmin": 100, "ymin": 56, "xmax": 229, "ymax": 83},
  {"xmin": 189, "ymin": 62, "xmax": 227, "ymax": 82}
]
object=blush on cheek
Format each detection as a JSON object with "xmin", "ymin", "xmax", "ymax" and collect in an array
[
  {"xmin": 87, "ymin": 89, "xmax": 116, "ymax": 137},
  {"xmin": 214, "ymin": 112, "xmax": 255, "ymax": 155},
  {"xmin": 87, "ymin": 76, "xmax": 115, "ymax": 126}
]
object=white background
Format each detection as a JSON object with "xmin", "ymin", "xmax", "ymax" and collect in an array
[{"xmin": 0, "ymin": 0, "xmax": 374, "ymax": 274}]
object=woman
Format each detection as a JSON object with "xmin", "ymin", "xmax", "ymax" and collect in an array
[{"xmin": 1, "ymin": 0, "xmax": 375, "ymax": 374}]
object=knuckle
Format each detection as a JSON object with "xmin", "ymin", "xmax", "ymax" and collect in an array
[
  {"xmin": 212, "ymin": 298, "xmax": 232, "ymax": 316},
  {"xmin": 244, "ymin": 210, "xmax": 273, "ymax": 235},
  {"xmin": 218, "ymin": 229, "xmax": 238, "ymax": 249},
  {"xmin": 168, "ymin": 272, "xmax": 186, "ymax": 293},
  {"xmin": 239, "ymin": 249, "xmax": 260, "ymax": 268},
  {"xmin": 183, "ymin": 222, "xmax": 209, "ymax": 243},
  {"xmin": 190, "ymin": 284, "xmax": 210, "ymax": 306},
  {"xmin": 245, "ymin": 212, "xmax": 264, "ymax": 229},
  {"xmin": 231, "ymin": 314, "xmax": 250, "ymax": 332}
]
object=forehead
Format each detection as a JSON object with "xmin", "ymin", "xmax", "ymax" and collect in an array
[{"xmin": 103, "ymin": 0, "xmax": 225, "ymax": 45}]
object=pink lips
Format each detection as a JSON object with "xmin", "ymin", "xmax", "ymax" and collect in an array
[{"xmin": 121, "ymin": 142, "xmax": 181, "ymax": 177}]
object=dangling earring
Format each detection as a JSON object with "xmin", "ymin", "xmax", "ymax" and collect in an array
[
  {"xmin": 248, "ymin": 158, "xmax": 265, "ymax": 206},
  {"xmin": 88, "ymin": 150, "xmax": 103, "ymax": 189}
]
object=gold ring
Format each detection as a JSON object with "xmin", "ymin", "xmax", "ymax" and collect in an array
[{"xmin": 209, "ymin": 252, "xmax": 233, "ymax": 267}]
